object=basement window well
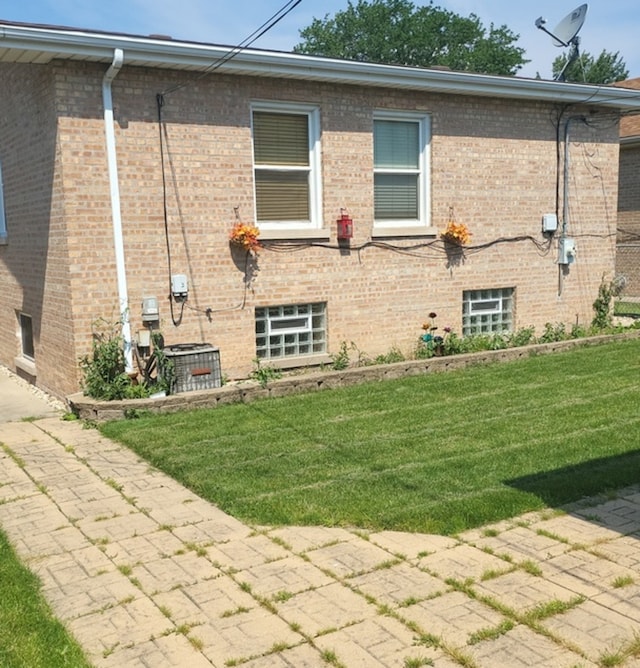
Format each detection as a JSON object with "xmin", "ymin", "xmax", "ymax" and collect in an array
[{"xmin": 255, "ymin": 303, "xmax": 326, "ymax": 360}]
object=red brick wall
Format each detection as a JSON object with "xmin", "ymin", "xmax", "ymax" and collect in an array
[
  {"xmin": 617, "ymin": 143, "xmax": 640, "ymax": 297},
  {"xmin": 0, "ymin": 62, "xmax": 78, "ymax": 397},
  {"xmin": 0, "ymin": 60, "xmax": 622, "ymax": 397}
]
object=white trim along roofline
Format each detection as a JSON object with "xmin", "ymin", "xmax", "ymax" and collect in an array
[{"xmin": 2, "ymin": 19, "xmax": 640, "ymax": 111}]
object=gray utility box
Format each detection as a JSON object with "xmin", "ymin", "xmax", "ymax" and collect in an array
[{"xmin": 163, "ymin": 343, "xmax": 222, "ymax": 394}]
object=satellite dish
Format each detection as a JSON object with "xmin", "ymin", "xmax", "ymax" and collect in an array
[
  {"xmin": 535, "ymin": 4, "xmax": 588, "ymax": 81},
  {"xmin": 551, "ymin": 4, "xmax": 588, "ymax": 47}
]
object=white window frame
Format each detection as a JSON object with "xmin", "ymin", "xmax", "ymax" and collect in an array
[
  {"xmin": 255, "ymin": 303, "xmax": 326, "ymax": 361},
  {"xmin": 251, "ymin": 101, "xmax": 322, "ymax": 232},
  {"xmin": 0, "ymin": 160, "xmax": 7, "ymax": 243},
  {"xmin": 462, "ymin": 288, "xmax": 514, "ymax": 336},
  {"xmin": 373, "ymin": 110, "xmax": 431, "ymax": 232},
  {"xmin": 19, "ymin": 312, "xmax": 34, "ymax": 360}
]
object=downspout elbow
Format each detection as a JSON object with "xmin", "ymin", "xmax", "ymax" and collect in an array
[{"xmin": 103, "ymin": 48, "xmax": 124, "ymax": 89}]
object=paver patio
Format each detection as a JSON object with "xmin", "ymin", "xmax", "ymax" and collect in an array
[{"xmin": 1, "ymin": 417, "xmax": 640, "ymax": 667}]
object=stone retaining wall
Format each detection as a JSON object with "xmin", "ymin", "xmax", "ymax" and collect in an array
[{"xmin": 68, "ymin": 331, "xmax": 640, "ymax": 422}]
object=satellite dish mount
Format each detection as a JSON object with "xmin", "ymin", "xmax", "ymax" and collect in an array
[{"xmin": 535, "ymin": 4, "xmax": 588, "ymax": 81}]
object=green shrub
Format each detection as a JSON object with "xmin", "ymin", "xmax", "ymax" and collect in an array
[
  {"xmin": 374, "ymin": 346, "xmax": 406, "ymax": 364},
  {"xmin": 538, "ymin": 322, "xmax": 568, "ymax": 344},
  {"xmin": 508, "ymin": 326, "xmax": 536, "ymax": 347},
  {"xmin": 250, "ymin": 358, "xmax": 282, "ymax": 387},
  {"xmin": 80, "ymin": 320, "xmax": 147, "ymax": 400},
  {"xmin": 330, "ymin": 341, "xmax": 351, "ymax": 370},
  {"xmin": 570, "ymin": 323, "xmax": 589, "ymax": 339},
  {"xmin": 592, "ymin": 277, "xmax": 626, "ymax": 330},
  {"xmin": 80, "ymin": 319, "xmax": 151, "ymax": 400}
]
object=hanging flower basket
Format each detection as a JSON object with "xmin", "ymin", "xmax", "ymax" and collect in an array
[
  {"xmin": 440, "ymin": 220, "xmax": 471, "ymax": 246},
  {"xmin": 229, "ymin": 222, "xmax": 261, "ymax": 255}
]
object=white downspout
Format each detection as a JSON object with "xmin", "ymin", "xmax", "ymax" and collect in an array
[{"xmin": 102, "ymin": 48, "xmax": 133, "ymax": 372}]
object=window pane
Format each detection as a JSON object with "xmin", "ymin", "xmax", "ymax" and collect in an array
[
  {"xmin": 255, "ymin": 170, "xmax": 310, "ymax": 221},
  {"xmin": 462, "ymin": 288, "xmax": 514, "ymax": 337},
  {"xmin": 253, "ymin": 112, "xmax": 309, "ymax": 166},
  {"xmin": 374, "ymin": 120, "xmax": 419, "ymax": 169},
  {"xmin": 374, "ymin": 174, "xmax": 418, "ymax": 219},
  {"xmin": 0, "ymin": 160, "xmax": 6, "ymax": 240},
  {"xmin": 271, "ymin": 317, "xmax": 309, "ymax": 331},
  {"xmin": 20, "ymin": 314, "xmax": 34, "ymax": 359},
  {"xmin": 255, "ymin": 303, "xmax": 326, "ymax": 359}
]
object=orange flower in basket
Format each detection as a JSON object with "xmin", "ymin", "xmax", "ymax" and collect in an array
[
  {"xmin": 229, "ymin": 222, "xmax": 261, "ymax": 254},
  {"xmin": 441, "ymin": 221, "xmax": 471, "ymax": 246}
]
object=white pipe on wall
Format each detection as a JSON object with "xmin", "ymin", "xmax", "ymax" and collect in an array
[{"xmin": 102, "ymin": 48, "xmax": 133, "ymax": 372}]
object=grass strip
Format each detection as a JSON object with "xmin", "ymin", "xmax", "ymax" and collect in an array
[
  {"xmin": 101, "ymin": 338, "xmax": 640, "ymax": 535},
  {"xmin": 0, "ymin": 528, "xmax": 91, "ymax": 668}
]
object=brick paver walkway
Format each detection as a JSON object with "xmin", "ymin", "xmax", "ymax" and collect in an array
[{"xmin": 1, "ymin": 417, "xmax": 640, "ymax": 667}]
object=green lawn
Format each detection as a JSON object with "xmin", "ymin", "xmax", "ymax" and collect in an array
[
  {"xmin": 0, "ymin": 529, "xmax": 91, "ymax": 668},
  {"xmin": 615, "ymin": 301, "xmax": 640, "ymax": 318},
  {"xmin": 101, "ymin": 338, "xmax": 640, "ymax": 535}
]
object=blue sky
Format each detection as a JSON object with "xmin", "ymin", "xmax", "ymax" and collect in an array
[{"xmin": 1, "ymin": 0, "xmax": 638, "ymax": 79}]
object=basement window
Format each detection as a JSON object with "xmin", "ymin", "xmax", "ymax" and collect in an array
[
  {"xmin": 19, "ymin": 313, "xmax": 34, "ymax": 360},
  {"xmin": 0, "ymin": 160, "xmax": 7, "ymax": 243},
  {"xmin": 255, "ymin": 303, "xmax": 326, "ymax": 360},
  {"xmin": 462, "ymin": 288, "xmax": 514, "ymax": 336}
]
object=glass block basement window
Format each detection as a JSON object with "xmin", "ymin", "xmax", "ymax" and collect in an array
[
  {"xmin": 255, "ymin": 303, "xmax": 326, "ymax": 360},
  {"xmin": 462, "ymin": 288, "xmax": 514, "ymax": 336}
]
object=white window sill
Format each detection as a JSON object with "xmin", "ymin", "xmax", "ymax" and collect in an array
[
  {"xmin": 259, "ymin": 228, "xmax": 331, "ymax": 241},
  {"xmin": 0, "ymin": 236, "xmax": 7, "ymax": 246},
  {"xmin": 14, "ymin": 356, "xmax": 36, "ymax": 377},
  {"xmin": 372, "ymin": 226, "xmax": 437, "ymax": 238}
]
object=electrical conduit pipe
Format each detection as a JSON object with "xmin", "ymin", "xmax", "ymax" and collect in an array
[{"xmin": 102, "ymin": 48, "xmax": 133, "ymax": 372}]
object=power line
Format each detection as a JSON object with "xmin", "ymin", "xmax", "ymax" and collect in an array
[{"xmin": 160, "ymin": 0, "xmax": 303, "ymax": 98}]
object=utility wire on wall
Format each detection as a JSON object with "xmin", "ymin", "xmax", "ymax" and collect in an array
[{"xmin": 156, "ymin": 0, "xmax": 303, "ymax": 326}]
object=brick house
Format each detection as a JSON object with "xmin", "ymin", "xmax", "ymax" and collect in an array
[
  {"xmin": 1, "ymin": 21, "xmax": 639, "ymax": 401},
  {"xmin": 614, "ymin": 78, "xmax": 640, "ymax": 298}
]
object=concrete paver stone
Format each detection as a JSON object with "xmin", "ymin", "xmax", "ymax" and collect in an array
[
  {"xmin": 275, "ymin": 581, "xmax": 378, "ymax": 637},
  {"xmin": 398, "ymin": 590, "xmax": 507, "ymax": 647}
]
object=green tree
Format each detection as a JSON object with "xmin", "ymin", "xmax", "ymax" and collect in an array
[
  {"xmin": 293, "ymin": 0, "xmax": 528, "ymax": 76},
  {"xmin": 552, "ymin": 50, "xmax": 628, "ymax": 84}
]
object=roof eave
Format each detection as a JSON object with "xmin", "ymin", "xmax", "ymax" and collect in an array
[{"xmin": 2, "ymin": 22, "xmax": 640, "ymax": 110}]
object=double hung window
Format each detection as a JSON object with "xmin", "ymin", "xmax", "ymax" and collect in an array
[
  {"xmin": 373, "ymin": 112, "xmax": 430, "ymax": 229},
  {"xmin": 252, "ymin": 103, "xmax": 321, "ymax": 231}
]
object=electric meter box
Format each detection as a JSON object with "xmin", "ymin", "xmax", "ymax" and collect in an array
[
  {"xmin": 163, "ymin": 343, "xmax": 222, "ymax": 393},
  {"xmin": 141, "ymin": 296, "xmax": 159, "ymax": 322},
  {"xmin": 557, "ymin": 237, "xmax": 577, "ymax": 265},
  {"xmin": 171, "ymin": 274, "xmax": 188, "ymax": 297},
  {"xmin": 542, "ymin": 213, "xmax": 558, "ymax": 233}
]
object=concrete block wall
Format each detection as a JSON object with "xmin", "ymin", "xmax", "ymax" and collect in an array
[{"xmin": 0, "ymin": 60, "xmax": 622, "ymax": 398}]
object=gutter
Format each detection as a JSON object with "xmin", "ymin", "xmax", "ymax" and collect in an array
[
  {"xmin": 3, "ymin": 22, "xmax": 640, "ymax": 111},
  {"xmin": 102, "ymin": 48, "xmax": 133, "ymax": 373}
]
